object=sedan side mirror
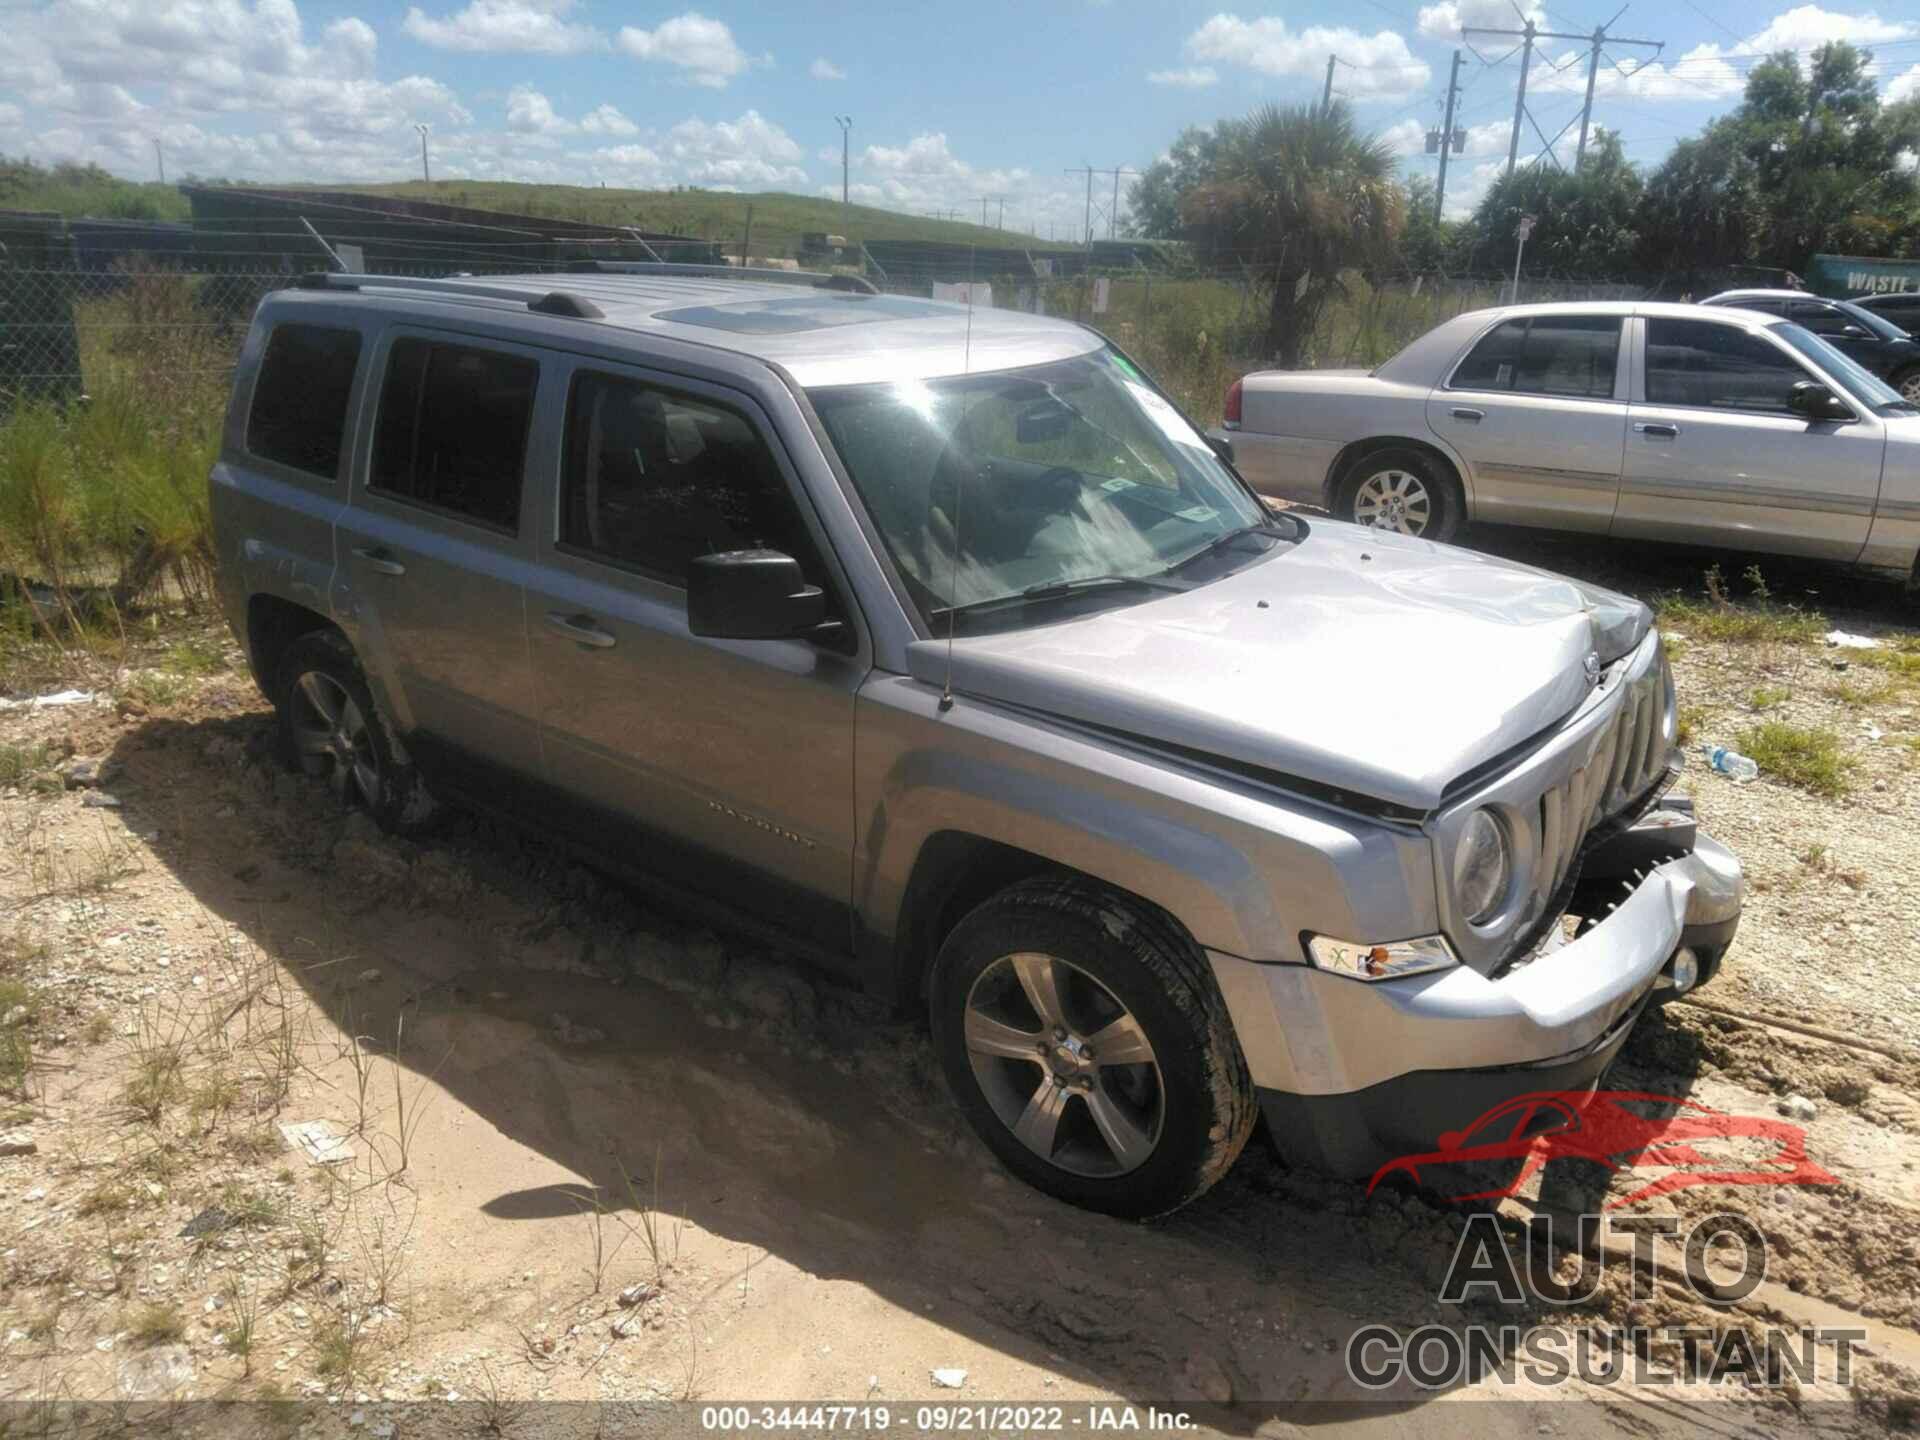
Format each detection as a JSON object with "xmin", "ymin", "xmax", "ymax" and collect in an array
[
  {"xmin": 687, "ymin": 550, "xmax": 826, "ymax": 640},
  {"xmin": 1788, "ymin": 380, "xmax": 1853, "ymax": 422},
  {"xmin": 1839, "ymin": 324, "xmax": 1868, "ymax": 339},
  {"xmin": 1207, "ymin": 434, "xmax": 1236, "ymax": 465}
]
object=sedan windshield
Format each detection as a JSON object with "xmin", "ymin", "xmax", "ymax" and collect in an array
[
  {"xmin": 809, "ymin": 348, "xmax": 1274, "ymax": 630},
  {"xmin": 1772, "ymin": 322, "xmax": 1916, "ymax": 413}
]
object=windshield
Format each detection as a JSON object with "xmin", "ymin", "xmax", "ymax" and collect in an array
[
  {"xmin": 1772, "ymin": 322, "xmax": 1914, "ymax": 412},
  {"xmin": 809, "ymin": 348, "xmax": 1273, "ymax": 629}
]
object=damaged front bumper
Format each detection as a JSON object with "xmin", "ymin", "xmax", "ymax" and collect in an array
[{"xmin": 1209, "ymin": 813, "xmax": 1742, "ymax": 1180}]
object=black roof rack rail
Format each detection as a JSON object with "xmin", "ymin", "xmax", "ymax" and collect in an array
[
  {"xmin": 561, "ymin": 259, "xmax": 879, "ymax": 294},
  {"xmin": 293, "ymin": 271, "xmax": 603, "ymax": 318}
]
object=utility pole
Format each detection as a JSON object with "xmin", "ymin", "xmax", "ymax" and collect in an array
[
  {"xmin": 414, "ymin": 123, "xmax": 431, "ymax": 184},
  {"xmin": 1435, "ymin": 49, "xmax": 1462, "ymax": 222},
  {"xmin": 1322, "ymin": 53, "xmax": 1336, "ymax": 111},
  {"xmin": 742, "ymin": 202, "xmax": 754, "ymax": 265},
  {"xmin": 1464, "ymin": 14, "xmax": 1661, "ymax": 177},
  {"xmin": 153, "ymin": 139, "xmax": 164, "ymax": 184},
  {"xmin": 996, "ymin": 197, "xmax": 1006, "ymax": 229},
  {"xmin": 834, "ymin": 115, "xmax": 852, "ymax": 224}
]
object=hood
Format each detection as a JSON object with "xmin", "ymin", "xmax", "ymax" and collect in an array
[{"xmin": 907, "ymin": 521, "xmax": 1648, "ymax": 813}]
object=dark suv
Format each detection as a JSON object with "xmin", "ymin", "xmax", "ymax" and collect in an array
[{"xmin": 1703, "ymin": 288, "xmax": 1920, "ymax": 402}]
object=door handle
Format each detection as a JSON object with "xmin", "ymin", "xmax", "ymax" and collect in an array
[
  {"xmin": 1449, "ymin": 407, "xmax": 1485, "ymax": 423},
  {"xmin": 352, "ymin": 547, "xmax": 406, "ymax": 576},
  {"xmin": 545, "ymin": 612, "xmax": 617, "ymax": 649},
  {"xmin": 1634, "ymin": 422, "xmax": 1680, "ymax": 439}
]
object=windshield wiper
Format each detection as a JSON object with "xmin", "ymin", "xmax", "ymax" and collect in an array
[
  {"xmin": 1021, "ymin": 573, "xmax": 1186, "ymax": 600},
  {"xmin": 1162, "ymin": 521, "xmax": 1293, "ymax": 574}
]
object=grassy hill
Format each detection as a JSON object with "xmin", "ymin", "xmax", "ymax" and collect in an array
[
  {"xmin": 331, "ymin": 181, "xmax": 1040, "ymax": 256},
  {"xmin": 2, "ymin": 161, "xmax": 1045, "ymax": 258}
]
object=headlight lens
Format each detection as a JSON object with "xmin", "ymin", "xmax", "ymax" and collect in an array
[
  {"xmin": 1306, "ymin": 934, "xmax": 1458, "ymax": 982},
  {"xmin": 1454, "ymin": 809, "xmax": 1512, "ymax": 925}
]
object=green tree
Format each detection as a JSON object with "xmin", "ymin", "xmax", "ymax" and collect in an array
[
  {"xmin": 1640, "ymin": 42, "xmax": 1920, "ymax": 276},
  {"xmin": 1125, "ymin": 126, "xmax": 1222, "ymax": 243},
  {"xmin": 1175, "ymin": 102, "xmax": 1404, "ymax": 365},
  {"xmin": 1461, "ymin": 129, "xmax": 1643, "ymax": 277}
]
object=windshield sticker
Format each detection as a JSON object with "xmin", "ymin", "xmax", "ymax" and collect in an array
[
  {"xmin": 1099, "ymin": 477, "xmax": 1138, "ymax": 493},
  {"xmin": 1177, "ymin": 505, "xmax": 1219, "ymax": 523}
]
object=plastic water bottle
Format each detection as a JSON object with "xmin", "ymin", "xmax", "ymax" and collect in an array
[{"xmin": 1700, "ymin": 744, "xmax": 1759, "ymax": 783}]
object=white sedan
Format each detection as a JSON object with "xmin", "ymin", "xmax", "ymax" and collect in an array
[{"xmin": 1209, "ymin": 300, "xmax": 1920, "ymax": 582}]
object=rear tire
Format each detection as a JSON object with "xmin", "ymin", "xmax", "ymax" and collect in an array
[
  {"xmin": 274, "ymin": 631, "xmax": 437, "ymax": 834},
  {"xmin": 929, "ymin": 877, "xmax": 1256, "ymax": 1219},
  {"xmin": 1336, "ymin": 448, "xmax": 1461, "ymax": 543},
  {"xmin": 1893, "ymin": 366, "xmax": 1920, "ymax": 406}
]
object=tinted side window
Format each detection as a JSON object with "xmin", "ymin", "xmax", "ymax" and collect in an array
[
  {"xmin": 560, "ymin": 370, "xmax": 829, "ymax": 588},
  {"xmin": 1511, "ymin": 316, "xmax": 1619, "ymax": 398},
  {"xmin": 370, "ymin": 338, "xmax": 537, "ymax": 532},
  {"xmin": 1788, "ymin": 301, "xmax": 1851, "ymax": 336},
  {"xmin": 1451, "ymin": 319, "xmax": 1525, "ymax": 390},
  {"xmin": 1452, "ymin": 316, "xmax": 1619, "ymax": 398},
  {"xmin": 246, "ymin": 324, "xmax": 361, "ymax": 479},
  {"xmin": 1645, "ymin": 319, "xmax": 1809, "ymax": 415}
]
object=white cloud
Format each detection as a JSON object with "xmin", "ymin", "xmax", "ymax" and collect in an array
[
  {"xmin": 618, "ymin": 12, "xmax": 755, "ymax": 88},
  {"xmin": 655, "ymin": 111, "xmax": 806, "ymax": 187},
  {"xmin": 505, "ymin": 83, "xmax": 572, "ymax": 134},
  {"xmin": 401, "ymin": 0, "xmax": 604, "ymax": 55},
  {"xmin": 1183, "ymin": 16, "xmax": 1430, "ymax": 97},
  {"xmin": 1889, "ymin": 62, "xmax": 1920, "ymax": 103},
  {"xmin": 1148, "ymin": 67, "xmax": 1218, "ymax": 88},
  {"xmin": 832, "ymin": 131, "xmax": 1090, "ymax": 238},
  {"xmin": 1535, "ymin": 6, "xmax": 1918, "ymax": 103},
  {"xmin": 579, "ymin": 103, "xmax": 638, "ymax": 136},
  {"xmin": 810, "ymin": 57, "xmax": 846, "ymax": 81},
  {"xmin": 1416, "ymin": 0, "xmax": 1542, "ymax": 41}
]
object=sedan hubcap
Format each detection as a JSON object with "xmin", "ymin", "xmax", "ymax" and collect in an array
[
  {"xmin": 1353, "ymin": 468, "xmax": 1431, "ymax": 536},
  {"xmin": 289, "ymin": 671, "xmax": 380, "ymax": 810},
  {"xmin": 963, "ymin": 952, "xmax": 1163, "ymax": 1177},
  {"xmin": 1903, "ymin": 373, "xmax": 1920, "ymax": 405}
]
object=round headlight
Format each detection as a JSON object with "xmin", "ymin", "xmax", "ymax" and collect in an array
[{"xmin": 1454, "ymin": 809, "xmax": 1512, "ymax": 926}]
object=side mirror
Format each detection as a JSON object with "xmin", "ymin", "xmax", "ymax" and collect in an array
[
  {"xmin": 1838, "ymin": 324, "xmax": 1868, "ymax": 339},
  {"xmin": 1207, "ymin": 434, "xmax": 1235, "ymax": 466},
  {"xmin": 687, "ymin": 550, "xmax": 826, "ymax": 640},
  {"xmin": 1788, "ymin": 380, "xmax": 1852, "ymax": 422}
]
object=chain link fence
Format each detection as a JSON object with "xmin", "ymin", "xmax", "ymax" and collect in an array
[{"xmin": 0, "ymin": 253, "xmax": 1654, "ymax": 423}]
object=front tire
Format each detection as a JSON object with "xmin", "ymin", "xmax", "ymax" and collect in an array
[
  {"xmin": 929, "ymin": 878, "xmax": 1256, "ymax": 1219},
  {"xmin": 1337, "ymin": 448, "xmax": 1460, "ymax": 542},
  {"xmin": 275, "ymin": 631, "xmax": 437, "ymax": 833},
  {"xmin": 1893, "ymin": 366, "xmax": 1920, "ymax": 406}
]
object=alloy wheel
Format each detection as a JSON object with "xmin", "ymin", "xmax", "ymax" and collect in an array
[
  {"xmin": 288, "ymin": 670, "xmax": 381, "ymax": 810},
  {"xmin": 962, "ymin": 952, "xmax": 1164, "ymax": 1177},
  {"xmin": 1352, "ymin": 468, "xmax": 1432, "ymax": 536},
  {"xmin": 1902, "ymin": 372, "xmax": 1920, "ymax": 405}
]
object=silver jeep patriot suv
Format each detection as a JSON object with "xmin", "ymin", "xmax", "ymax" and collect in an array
[{"xmin": 211, "ymin": 266, "xmax": 1742, "ymax": 1218}]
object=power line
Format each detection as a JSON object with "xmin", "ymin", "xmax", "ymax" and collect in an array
[{"xmin": 1462, "ymin": 14, "xmax": 1663, "ymax": 176}]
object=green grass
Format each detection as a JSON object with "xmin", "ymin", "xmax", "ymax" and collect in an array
[
  {"xmin": 1654, "ymin": 594, "xmax": 1827, "ymax": 646},
  {"xmin": 128, "ymin": 1303, "xmax": 186, "ymax": 1347},
  {"xmin": 336, "ymin": 180, "xmax": 1040, "ymax": 255},
  {"xmin": 0, "ymin": 741, "xmax": 57, "ymax": 786},
  {"xmin": 1737, "ymin": 720, "xmax": 1857, "ymax": 798},
  {"xmin": 1746, "ymin": 685, "xmax": 1790, "ymax": 711},
  {"xmin": 1675, "ymin": 703, "xmax": 1709, "ymax": 748},
  {"xmin": 0, "ymin": 157, "xmax": 188, "ymax": 222},
  {"xmin": 1826, "ymin": 676, "xmax": 1896, "ymax": 706}
]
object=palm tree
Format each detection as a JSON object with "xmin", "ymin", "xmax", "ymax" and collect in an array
[{"xmin": 1181, "ymin": 102, "xmax": 1404, "ymax": 367}]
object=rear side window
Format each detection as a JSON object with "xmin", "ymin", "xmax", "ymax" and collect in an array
[
  {"xmin": 246, "ymin": 324, "xmax": 361, "ymax": 479},
  {"xmin": 1451, "ymin": 315, "xmax": 1619, "ymax": 399},
  {"xmin": 1644, "ymin": 319, "xmax": 1810, "ymax": 415},
  {"xmin": 559, "ymin": 370, "xmax": 827, "ymax": 587},
  {"xmin": 369, "ymin": 338, "xmax": 537, "ymax": 533}
]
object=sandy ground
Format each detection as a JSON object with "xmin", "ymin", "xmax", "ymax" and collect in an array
[{"xmin": 1, "ymin": 531, "xmax": 1917, "ymax": 1438}]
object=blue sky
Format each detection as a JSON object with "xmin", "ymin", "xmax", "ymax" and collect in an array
[{"xmin": 6, "ymin": 1, "xmax": 1920, "ymax": 231}]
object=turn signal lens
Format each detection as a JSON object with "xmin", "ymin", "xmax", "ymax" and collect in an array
[
  {"xmin": 1306, "ymin": 934, "xmax": 1459, "ymax": 982},
  {"xmin": 1224, "ymin": 378, "xmax": 1243, "ymax": 429}
]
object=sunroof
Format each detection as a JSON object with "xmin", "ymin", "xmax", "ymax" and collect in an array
[{"xmin": 657, "ymin": 293, "xmax": 950, "ymax": 335}]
